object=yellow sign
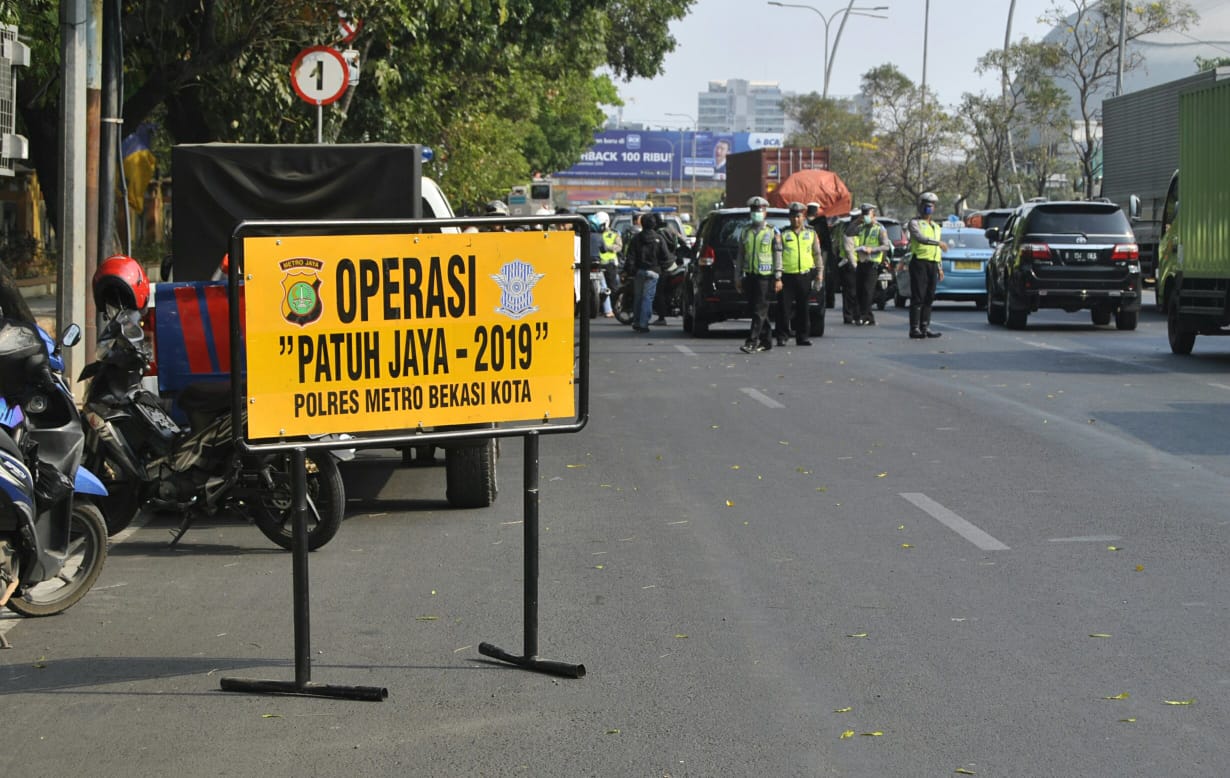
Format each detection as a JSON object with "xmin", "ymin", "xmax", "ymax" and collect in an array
[{"xmin": 241, "ymin": 231, "xmax": 577, "ymax": 439}]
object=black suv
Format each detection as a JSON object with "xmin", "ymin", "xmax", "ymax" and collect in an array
[
  {"xmin": 684, "ymin": 207, "xmax": 826, "ymax": 337},
  {"xmin": 985, "ymin": 201, "xmax": 1141, "ymax": 330}
]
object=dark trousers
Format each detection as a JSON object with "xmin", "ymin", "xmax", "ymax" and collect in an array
[
  {"xmin": 777, "ymin": 272, "xmax": 812, "ymax": 342},
  {"xmin": 909, "ymin": 258, "xmax": 940, "ymax": 331},
  {"xmin": 839, "ymin": 262, "xmax": 857, "ymax": 322},
  {"xmin": 855, "ymin": 261, "xmax": 880, "ymax": 322},
  {"xmin": 744, "ymin": 274, "xmax": 773, "ymax": 347}
]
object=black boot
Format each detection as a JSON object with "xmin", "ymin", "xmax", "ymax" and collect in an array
[
  {"xmin": 909, "ymin": 307, "xmax": 922, "ymax": 339},
  {"xmin": 922, "ymin": 319, "xmax": 941, "ymax": 338}
]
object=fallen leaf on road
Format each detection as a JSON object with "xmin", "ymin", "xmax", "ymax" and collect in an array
[
  {"xmin": 725, "ymin": 500, "xmax": 735, "ymax": 507},
  {"xmin": 833, "ymin": 707, "xmax": 853, "ymax": 713},
  {"xmin": 594, "ymin": 565, "xmax": 604, "ymax": 569},
  {"xmin": 1136, "ymin": 565, "xmax": 1145, "ymax": 572},
  {"xmin": 955, "ymin": 769, "xmax": 977, "ymax": 775},
  {"xmin": 860, "ymin": 731, "xmax": 883, "ymax": 737},
  {"xmin": 779, "ymin": 441, "xmax": 790, "ymax": 446},
  {"xmin": 606, "ymin": 729, "xmax": 620, "ymax": 734},
  {"xmin": 1164, "ymin": 698, "xmax": 1195, "ymax": 706},
  {"xmin": 566, "ymin": 464, "xmax": 585, "ymax": 469},
  {"xmin": 901, "ymin": 543, "xmax": 913, "ymax": 549},
  {"xmin": 1107, "ymin": 545, "xmax": 1121, "ymax": 552},
  {"xmin": 839, "ymin": 730, "xmax": 855, "ymax": 740},
  {"xmin": 1089, "ymin": 633, "xmax": 1113, "ymax": 638},
  {"xmin": 847, "ymin": 632, "xmax": 869, "ymax": 638},
  {"xmin": 1119, "ymin": 718, "xmax": 1136, "ymax": 723},
  {"xmin": 261, "ymin": 713, "xmax": 282, "ymax": 719},
  {"xmin": 877, "ymin": 472, "xmax": 888, "ymax": 478},
  {"xmin": 730, "ymin": 465, "xmax": 741, "ymax": 470},
  {"xmin": 415, "ymin": 616, "xmax": 438, "ymax": 621},
  {"xmin": 674, "ymin": 634, "xmax": 688, "ymax": 639},
  {"xmin": 898, "ymin": 525, "xmax": 905, "ymax": 530},
  {"xmin": 1103, "ymin": 692, "xmax": 1130, "ymax": 700}
]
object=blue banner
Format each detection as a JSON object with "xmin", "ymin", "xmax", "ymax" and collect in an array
[{"xmin": 554, "ymin": 131, "xmax": 784, "ymax": 181}]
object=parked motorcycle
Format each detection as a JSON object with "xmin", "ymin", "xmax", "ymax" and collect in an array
[
  {"xmin": 0, "ymin": 317, "xmax": 109, "ymax": 618},
  {"xmin": 79, "ymin": 256, "xmax": 344, "ymax": 551},
  {"xmin": 586, "ymin": 259, "xmax": 611, "ymax": 319},
  {"xmin": 872, "ymin": 260, "xmax": 898, "ymax": 311}
]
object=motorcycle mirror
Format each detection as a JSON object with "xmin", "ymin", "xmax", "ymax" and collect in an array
[
  {"xmin": 160, "ymin": 254, "xmax": 174, "ymax": 283},
  {"xmin": 59, "ymin": 323, "xmax": 82, "ymax": 349},
  {"xmin": 120, "ymin": 310, "xmax": 145, "ymax": 341}
]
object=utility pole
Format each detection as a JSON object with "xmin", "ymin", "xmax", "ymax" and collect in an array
[{"xmin": 59, "ymin": 0, "xmax": 89, "ymax": 388}]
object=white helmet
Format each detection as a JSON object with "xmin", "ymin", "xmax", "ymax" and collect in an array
[{"xmin": 595, "ymin": 211, "xmax": 610, "ymax": 229}]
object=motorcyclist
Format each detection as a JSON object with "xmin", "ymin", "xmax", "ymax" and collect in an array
[{"xmin": 587, "ymin": 213, "xmax": 613, "ymax": 317}]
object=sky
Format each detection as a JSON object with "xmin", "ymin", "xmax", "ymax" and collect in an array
[{"xmin": 610, "ymin": 0, "xmax": 1230, "ymax": 129}]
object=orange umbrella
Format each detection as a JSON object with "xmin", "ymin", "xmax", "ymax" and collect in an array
[{"xmin": 766, "ymin": 169, "xmax": 852, "ymax": 217}]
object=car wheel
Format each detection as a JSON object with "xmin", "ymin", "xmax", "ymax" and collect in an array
[
  {"xmin": 1168, "ymin": 296, "xmax": 1195, "ymax": 354},
  {"xmin": 693, "ymin": 313, "xmax": 709, "ymax": 337},
  {"xmin": 986, "ymin": 286, "xmax": 1007, "ymax": 326},
  {"xmin": 974, "ymin": 295, "xmax": 988, "ymax": 311},
  {"xmin": 1091, "ymin": 304, "xmax": 1111, "ymax": 326},
  {"xmin": 1114, "ymin": 308, "xmax": 1138, "ymax": 331},
  {"xmin": 1005, "ymin": 290, "xmax": 1028, "ymax": 330}
]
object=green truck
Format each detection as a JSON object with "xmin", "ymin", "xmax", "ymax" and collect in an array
[{"xmin": 1158, "ymin": 77, "xmax": 1230, "ymax": 355}]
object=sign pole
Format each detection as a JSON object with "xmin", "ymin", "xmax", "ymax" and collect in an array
[
  {"xmin": 479, "ymin": 431, "xmax": 586, "ymax": 678},
  {"xmin": 317, "ymin": 103, "xmax": 323, "ymax": 144}
]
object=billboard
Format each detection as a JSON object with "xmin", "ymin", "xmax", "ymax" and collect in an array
[{"xmin": 554, "ymin": 131, "xmax": 784, "ymax": 181}]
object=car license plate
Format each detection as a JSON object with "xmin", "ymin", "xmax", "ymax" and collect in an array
[{"xmin": 953, "ymin": 260, "xmax": 981, "ymax": 270}]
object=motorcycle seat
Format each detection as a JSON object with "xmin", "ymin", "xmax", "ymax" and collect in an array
[{"xmin": 177, "ymin": 381, "xmax": 232, "ymax": 415}]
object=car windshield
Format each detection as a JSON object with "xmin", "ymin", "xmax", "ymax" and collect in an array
[
  {"xmin": 943, "ymin": 230, "xmax": 990, "ymax": 249},
  {"xmin": 1026, "ymin": 207, "xmax": 1130, "ymax": 235},
  {"xmin": 984, "ymin": 212, "xmax": 1012, "ymax": 231},
  {"xmin": 716, "ymin": 215, "xmax": 791, "ymax": 245},
  {"xmin": 883, "ymin": 222, "xmax": 904, "ymax": 242}
]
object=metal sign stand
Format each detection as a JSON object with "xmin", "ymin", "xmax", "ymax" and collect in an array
[
  {"xmin": 221, "ymin": 448, "xmax": 388, "ymax": 701},
  {"xmin": 479, "ymin": 432, "xmax": 586, "ymax": 678}
]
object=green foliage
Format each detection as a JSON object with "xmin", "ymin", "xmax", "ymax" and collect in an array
[
  {"xmin": 10, "ymin": 0, "xmax": 695, "ymax": 224},
  {"xmin": 1196, "ymin": 56, "xmax": 1230, "ymax": 71}
]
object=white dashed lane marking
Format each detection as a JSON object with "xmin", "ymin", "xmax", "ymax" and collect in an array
[{"xmin": 900, "ymin": 492, "xmax": 1010, "ymax": 551}]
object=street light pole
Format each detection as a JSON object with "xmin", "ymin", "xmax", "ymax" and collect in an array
[
  {"xmin": 666, "ymin": 112, "xmax": 698, "ymax": 217},
  {"xmin": 767, "ymin": 1, "xmax": 889, "ymax": 99}
]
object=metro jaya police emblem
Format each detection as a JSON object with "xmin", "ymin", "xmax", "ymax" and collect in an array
[
  {"xmin": 491, "ymin": 259, "xmax": 544, "ymax": 320},
  {"xmin": 279, "ymin": 257, "xmax": 324, "ymax": 327}
]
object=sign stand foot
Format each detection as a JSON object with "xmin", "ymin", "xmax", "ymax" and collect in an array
[
  {"xmin": 479, "ymin": 433, "xmax": 585, "ymax": 679},
  {"xmin": 221, "ymin": 448, "xmax": 388, "ymax": 701}
]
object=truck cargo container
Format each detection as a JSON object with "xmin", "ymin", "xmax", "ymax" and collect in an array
[
  {"xmin": 1158, "ymin": 78, "xmax": 1230, "ymax": 354},
  {"xmin": 724, "ymin": 146, "xmax": 829, "ymax": 206},
  {"xmin": 1102, "ymin": 67, "xmax": 1230, "ymax": 288}
]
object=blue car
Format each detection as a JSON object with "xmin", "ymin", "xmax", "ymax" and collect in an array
[{"xmin": 897, "ymin": 227, "xmax": 994, "ymax": 309}]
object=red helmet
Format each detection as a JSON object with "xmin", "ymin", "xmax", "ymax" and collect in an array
[{"xmin": 93, "ymin": 254, "xmax": 150, "ymax": 312}]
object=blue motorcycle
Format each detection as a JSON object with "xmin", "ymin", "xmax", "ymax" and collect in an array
[{"xmin": 0, "ymin": 317, "xmax": 109, "ymax": 618}]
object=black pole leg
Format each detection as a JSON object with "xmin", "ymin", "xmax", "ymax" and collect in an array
[
  {"xmin": 479, "ymin": 432, "xmax": 585, "ymax": 679},
  {"xmin": 222, "ymin": 448, "xmax": 388, "ymax": 701}
]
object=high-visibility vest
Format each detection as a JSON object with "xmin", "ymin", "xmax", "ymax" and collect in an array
[
  {"xmin": 909, "ymin": 219, "xmax": 943, "ymax": 263},
  {"xmin": 781, "ymin": 228, "xmax": 817, "ymax": 274},
  {"xmin": 742, "ymin": 224, "xmax": 778, "ymax": 275},
  {"xmin": 854, "ymin": 224, "xmax": 886, "ymax": 264},
  {"xmin": 600, "ymin": 230, "xmax": 620, "ymax": 264}
]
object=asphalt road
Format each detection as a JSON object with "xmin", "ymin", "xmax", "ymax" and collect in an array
[{"xmin": 4, "ymin": 294, "xmax": 1230, "ymax": 777}]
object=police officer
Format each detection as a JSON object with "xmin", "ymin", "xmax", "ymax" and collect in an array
[
  {"xmin": 843, "ymin": 203, "xmax": 892, "ymax": 326},
  {"xmin": 596, "ymin": 211, "xmax": 622, "ymax": 317},
  {"xmin": 837, "ymin": 210, "xmax": 861, "ymax": 324},
  {"xmin": 904, "ymin": 191, "xmax": 949, "ymax": 339},
  {"xmin": 776, "ymin": 201, "xmax": 823, "ymax": 346},
  {"xmin": 736, "ymin": 196, "xmax": 783, "ymax": 353},
  {"xmin": 807, "ymin": 202, "xmax": 838, "ymax": 309}
]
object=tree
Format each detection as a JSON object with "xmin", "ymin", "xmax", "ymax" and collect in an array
[
  {"xmin": 5, "ymin": 0, "xmax": 696, "ymax": 230},
  {"xmin": 1196, "ymin": 55, "xmax": 1230, "ymax": 71},
  {"xmin": 961, "ymin": 41, "xmax": 1068, "ymax": 208},
  {"xmin": 782, "ymin": 93, "xmax": 877, "ymax": 205},
  {"xmin": 1039, "ymin": 0, "xmax": 1198, "ymax": 198},
  {"xmin": 858, "ymin": 64, "xmax": 964, "ymax": 215}
]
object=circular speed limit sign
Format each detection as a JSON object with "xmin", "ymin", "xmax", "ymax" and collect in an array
[{"xmin": 291, "ymin": 46, "xmax": 349, "ymax": 106}]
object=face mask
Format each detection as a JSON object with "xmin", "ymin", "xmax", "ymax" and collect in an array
[
  {"xmin": 923, "ymin": 205, "xmax": 934, "ymax": 216},
  {"xmin": 750, "ymin": 211, "xmax": 766, "ymax": 224}
]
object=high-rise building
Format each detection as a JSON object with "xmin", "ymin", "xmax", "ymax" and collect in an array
[{"xmin": 697, "ymin": 79, "xmax": 787, "ymax": 133}]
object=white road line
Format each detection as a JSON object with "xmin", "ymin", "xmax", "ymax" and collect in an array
[
  {"xmin": 674, "ymin": 344, "xmax": 697, "ymax": 357},
  {"xmin": 740, "ymin": 388, "xmax": 784, "ymax": 409},
  {"xmin": 1048, "ymin": 535, "xmax": 1122, "ymax": 543},
  {"xmin": 1208, "ymin": 382, "xmax": 1230, "ymax": 392},
  {"xmin": 900, "ymin": 492, "xmax": 1010, "ymax": 551}
]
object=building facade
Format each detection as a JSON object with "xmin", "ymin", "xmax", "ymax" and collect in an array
[{"xmin": 698, "ymin": 79, "xmax": 787, "ymax": 133}]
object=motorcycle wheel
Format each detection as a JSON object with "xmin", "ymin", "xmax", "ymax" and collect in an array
[
  {"xmin": 251, "ymin": 453, "xmax": 345, "ymax": 551},
  {"xmin": 7, "ymin": 501, "xmax": 108, "ymax": 617},
  {"xmin": 613, "ymin": 287, "xmax": 635, "ymax": 325},
  {"xmin": 93, "ymin": 454, "xmax": 142, "ymax": 535}
]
